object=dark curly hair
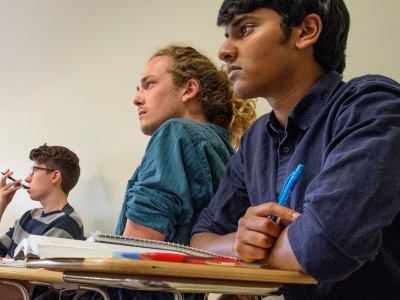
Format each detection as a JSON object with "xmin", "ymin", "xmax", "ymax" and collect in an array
[
  {"xmin": 29, "ymin": 143, "xmax": 80, "ymax": 195},
  {"xmin": 217, "ymin": 0, "xmax": 350, "ymax": 74},
  {"xmin": 150, "ymin": 45, "xmax": 256, "ymax": 149}
]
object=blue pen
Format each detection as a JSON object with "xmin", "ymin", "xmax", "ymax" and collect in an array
[
  {"xmin": 270, "ymin": 164, "xmax": 303, "ymax": 222},
  {"xmin": 112, "ymin": 251, "xmax": 144, "ymax": 260}
]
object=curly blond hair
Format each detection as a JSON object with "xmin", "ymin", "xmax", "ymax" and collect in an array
[{"xmin": 150, "ymin": 45, "xmax": 256, "ymax": 149}]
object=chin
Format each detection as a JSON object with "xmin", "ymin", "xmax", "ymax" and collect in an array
[
  {"xmin": 140, "ymin": 125, "xmax": 151, "ymax": 136},
  {"xmin": 141, "ymin": 128, "xmax": 154, "ymax": 136},
  {"xmin": 233, "ymin": 86, "xmax": 249, "ymax": 99},
  {"xmin": 234, "ymin": 84, "xmax": 259, "ymax": 100}
]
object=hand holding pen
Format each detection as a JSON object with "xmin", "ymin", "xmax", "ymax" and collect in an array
[
  {"xmin": 0, "ymin": 170, "xmax": 25, "ymax": 220},
  {"xmin": 1, "ymin": 170, "xmax": 28, "ymax": 189},
  {"xmin": 234, "ymin": 164, "xmax": 303, "ymax": 262}
]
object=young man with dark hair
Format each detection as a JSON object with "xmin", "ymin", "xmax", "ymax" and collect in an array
[{"xmin": 191, "ymin": 1, "xmax": 400, "ymax": 299}]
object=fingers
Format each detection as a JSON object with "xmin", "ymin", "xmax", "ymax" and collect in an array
[
  {"xmin": 1, "ymin": 170, "xmax": 24, "ymax": 190},
  {"xmin": 0, "ymin": 180, "xmax": 22, "ymax": 192},
  {"xmin": 235, "ymin": 202, "xmax": 301, "ymax": 262},
  {"xmin": 1, "ymin": 169, "xmax": 12, "ymax": 187},
  {"xmin": 236, "ymin": 235, "xmax": 270, "ymax": 262},
  {"xmin": 235, "ymin": 206, "xmax": 281, "ymax": 261},
  {"xmin": 239, "ymin": 206, "xmax": 283, "ymax": 236},
  {"xmin": 259, "ymin": 202, "xmax": 300, "ymax": 222}
]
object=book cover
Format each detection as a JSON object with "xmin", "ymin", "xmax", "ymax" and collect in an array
[{"xmin": 13, "ymin": 235, "xmax": 181, "ymax": 260}]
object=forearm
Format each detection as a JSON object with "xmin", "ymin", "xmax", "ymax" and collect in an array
[
  {"xmin": 123, "ymin": 219, "xmax": 166, "ymax": 241},
  {"xmin": 190, "ymin": 232, "xmax": 238, "ymax": 257},
  {"xmin": 0, "ymin": 280, "xmax": 35, "ymax": 300},
  {"xmin": 264, "ymin": 226, "xmax": 305, "ymax": 273},
  {"xmin": 0, "ymin": 203, "xmax": 6, "ymax": 221}
]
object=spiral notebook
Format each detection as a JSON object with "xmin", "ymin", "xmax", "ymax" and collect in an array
[{"xmin": 89, "ymin": 231, "xmax": 235, "ymax": 259}]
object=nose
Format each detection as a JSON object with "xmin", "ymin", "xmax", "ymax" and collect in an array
[
  {"xmin": 218, "ymin": 39, "xmax": 237, "ymax": 63},
  {"xmin": 133, "ymin": 90, "xmax": 143, "ymax": 106},
  {"xmin": 25, "ymin": 174, "xmax": 32, "ymax": 183}
]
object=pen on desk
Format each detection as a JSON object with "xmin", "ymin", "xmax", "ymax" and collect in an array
[
  {"xmin": 141, "ymin": 252, "xmax": 239, "ymax": 264},
  {"xmin": 112, "ymin": 251, "xmax": 143, "ymax": 260},
  {"xmin": 1, "ymin": 172, "xmax": 28, "ymax": 189},
  {"xmin": 113, "ymin": 251, "xmax": 239, "ymax": 265},
  {"xmin": 270, "ymin": 164, "xmax": 303, "ymax": 222}
]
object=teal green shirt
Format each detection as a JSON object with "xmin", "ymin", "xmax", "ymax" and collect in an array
[{"xmin": 116, "ymin": 118, "xmax": 234, "ymax": 245}]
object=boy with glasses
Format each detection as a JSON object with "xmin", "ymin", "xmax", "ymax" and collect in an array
[
  {"xmin": 0, "ymin": 143, "xmax": 84, "ymax": 299},
  {"xmin": 0, "ymin": 143, "xmax": 84, "ymax": 259}
]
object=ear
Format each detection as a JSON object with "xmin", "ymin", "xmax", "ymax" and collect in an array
[
  {"xmin": 182, "ymin": 79, "xmax": 200, "ymax": 103},
  {"xmin": 51, "ymin": 170, "xmax": 62, "ymax": 185},
  {"xmin": 295, "ymin": 13, "xmax": 322, "ymax": 50}
]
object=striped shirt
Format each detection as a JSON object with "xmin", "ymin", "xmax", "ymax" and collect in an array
[{"xmin": 0, "ymin": 203, "xmax": 84, "ymax": 258}]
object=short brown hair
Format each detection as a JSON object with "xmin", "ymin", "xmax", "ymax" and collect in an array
[
  {"xmin": 150, "ymin": 45, "xmax": 256, "ymax": 149},
  {"xmin": 29, "ymin": 144, "xmax": 80, "ymax": 195}
]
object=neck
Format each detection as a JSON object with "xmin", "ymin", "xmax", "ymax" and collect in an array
[
  {"xmin": 181, "ymin": 108, "xmax": 208, "ymax": 124},
  {"xmin": 268, "ymin": 63, "xmax": 325, "ymax": 127},
  {"xmin": 181, "ymin": 97, "xmax": 208, "ymax": 124},
  {"xmin": 39, "ymin": 190, "xmax": 68, "ymax": 213}
]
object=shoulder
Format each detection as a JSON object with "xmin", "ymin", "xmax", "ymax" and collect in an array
[
  {"xmin": 151, "ymin": 118, "xmax": 230, "ymax": 144},
  {"xmin": 346, "ymin": 74, "xmax": 400, "ymax": 89},
  {"xmin": 19, "ymin": 208, "xmax": 43, "ymax": 220},
  {"xmin": 60, "ymin": 203, "xmax": 84, "ymax": 227},
  {"xmin": 157, "ymin": 118, "xmax": 225, "ymax": 134},
  {"xmin": 332, "ymin": 74, "xmax": 400, "ymax": 116},
  {"xmin": 338, "ymin": 74, "xmax": 400, "ymax": 100}
]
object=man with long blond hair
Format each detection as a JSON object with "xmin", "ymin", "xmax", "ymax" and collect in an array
[
  {"xmin": 72, "ymin": 45, "xmax": 256, "ymax": 300},
  {"xmin": 115, "ymin": 45, "xmax": 256, "ymax": 250}
]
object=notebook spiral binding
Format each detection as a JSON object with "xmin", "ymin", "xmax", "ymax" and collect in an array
[{"xmin": 90, "ymin": 231, "xmax": 239, "ymax": 260}]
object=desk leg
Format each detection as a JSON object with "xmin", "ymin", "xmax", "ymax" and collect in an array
[
  {"xmin": 78, "ymin": 285, "xmax": 110, "ymax": 300},
  {"xmin": 0, "ymin": 280, "xmax": 31, "ymax": 300},
  {"xmin": 173, "ymin": 292, "xmax": 183, "ymax": 300},
  {"xmin": 172, "ymin": 292, "xmax": 209, "ymax": 300}
]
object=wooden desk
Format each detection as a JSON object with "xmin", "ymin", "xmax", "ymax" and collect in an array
[
  {"xmin": 27, "ymin": 258, "xmax": 315, "ymax": 295},
  {"xmin": 26, "ymin": 258, "xmax": 316, "ymax": 284},
  {"xmin": 0, "ymin": 266, "xmax": 63, "ymax": 283},
  {"xmin": 1, "ymin": 259, "xmax": 317, "ymax": 297}
]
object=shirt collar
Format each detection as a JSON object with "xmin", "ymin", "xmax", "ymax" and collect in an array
[{"xmin": 266, "ymin": 71, "xmax": 343, "ymax": 136}]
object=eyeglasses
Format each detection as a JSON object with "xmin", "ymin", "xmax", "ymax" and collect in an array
[{"xmin": 30, "ymin": 166, "xmax": 56, "ymax": 175}]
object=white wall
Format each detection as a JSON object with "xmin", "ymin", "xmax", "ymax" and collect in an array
[{"xmin": 1, "ymin": 0, "xmax": 399, "ymax": 241}]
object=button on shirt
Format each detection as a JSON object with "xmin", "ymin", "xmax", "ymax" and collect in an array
[{"xmin": 193, "ymin": 71, "xmax": 400, "ymax": 300}]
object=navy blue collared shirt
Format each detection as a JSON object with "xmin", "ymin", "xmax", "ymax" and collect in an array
[{"xmin": 193, "ymin": 71, "xmax": 400, "ymax": 299}]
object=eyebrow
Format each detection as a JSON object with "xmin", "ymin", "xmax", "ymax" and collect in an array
[{"xmin": 136, "ymin": 75, "xmax": 154, "ymax": 91}]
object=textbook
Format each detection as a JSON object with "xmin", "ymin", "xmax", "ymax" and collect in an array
[
  {"xmin": 13, "ymin": 233, "xmax": 235, "ymax": 260},
  {"xmin": 0, "ymin": 257, "xmax": 26, "ymax": 267},
  {"xmin": 13, "ymin": 235, "xmax": 181, "ymax": 260}
]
